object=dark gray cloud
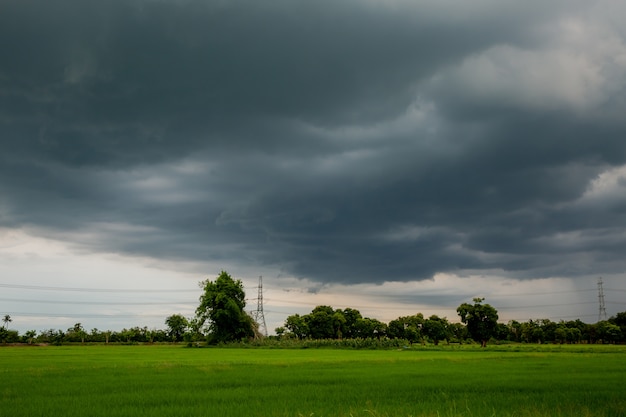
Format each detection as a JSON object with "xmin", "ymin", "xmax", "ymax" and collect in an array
[{"xmin": 2, "ymin": 0, "xmax": 626, "ymax": 285}]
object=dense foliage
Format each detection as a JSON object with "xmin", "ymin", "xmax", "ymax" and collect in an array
[{"xmin": 457, "ymin": 297, "xmax": 499, "ymax": 347}]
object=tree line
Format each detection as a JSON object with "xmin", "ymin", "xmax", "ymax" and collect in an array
[
  {"xmin": 277, "ymin": 298, "xmax": 626, "ymax": 346},
  {"xmin": 2, "ymin": 272, "xmax": 625, "ymax": 346}
]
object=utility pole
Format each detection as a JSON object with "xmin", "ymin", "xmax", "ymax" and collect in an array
[
  {"xmin": 253, "ymin": 276, "xmax": 268, "ymax": 337},
  {"xmin": 597, "ymin": 276, "xmax": 607, "ymax": 322}
]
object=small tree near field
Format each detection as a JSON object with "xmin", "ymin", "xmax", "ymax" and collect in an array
[
  {"xmin": 165, "ymin": 314, "xmax": 189, "ymax": 342},
  {"xmin": 457, "ymin": 298, "xmax": 499, "ymax": 347}
]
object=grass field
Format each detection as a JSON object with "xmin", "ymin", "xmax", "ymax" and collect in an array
[{"xmin": 1, "ymin": 344, "xmax": 625, "ymax": 417}]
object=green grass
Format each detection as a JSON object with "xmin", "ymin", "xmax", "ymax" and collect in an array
[{"xmin": 1, "ymin": 344, "xmax": 625, "ymax": 416}]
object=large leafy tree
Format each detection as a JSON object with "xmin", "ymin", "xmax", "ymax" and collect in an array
[
  {"xmin": 457, "ymin": 298, "xmax": 499, "ymax": 347},
  {"xmin": 196, "ymin": 271, "xmax": 255, "ymax": 344}
]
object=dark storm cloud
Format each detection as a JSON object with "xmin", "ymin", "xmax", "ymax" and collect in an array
[{"xmin": 2, "ymin": 0, "xmax": 626, "ymax": 285}]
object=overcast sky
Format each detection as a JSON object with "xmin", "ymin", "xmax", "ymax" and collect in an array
[{"xmin": 2, "ymin": 0, "xmax": 626, "ymax": 335}]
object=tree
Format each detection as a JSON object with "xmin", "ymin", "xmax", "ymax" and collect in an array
[
  {"xmin": 23, "ymin": 330, "xmax": 37, "ymax": 345},
  {"xmin": 2, "ymin": 314, "xmax": 11, "ymax": 329},
  {"xmin": 274, "ymin": 327, "xmax": 286, "ymax": 338},
  {"xmin": 597, "ymin": 321, "xmax": 622, "ymax": 344},
  {"xmin": 554, "ymin": 326, "xmax": 568, "ymax": 344},
  {"xmin": 457, "ymin": 298, "xmax": 499, "ymax": 347},
  {"xmin": 448, "ymin": 322, "xmax": 468, "ymax": 343},
  {"xmin": 305, "ymin": 306, "xmax": 336, "ymax": 339},
  {"xmin": 165, "ymin": 314, "xmax": 189, "ymax": 342},
  {"xmin": 609, "ymin": 311, "xmax": 626, "ymax": 342},
  {"xmin": 387, "ymin": 314, "xmax": 424, "ymax": 344},
  {"xmin": 0, "ymin": 315, "xmax": 10, "ymax": 344},
  {"xmin": 341, "ymin": 308, "xmax": 362, "ymax": 339},
  {"xmin": 67, "ymin": 323, "xmax": 86, "ymax": 344},
  {"xmin": 186, "ymin": 318, "xmax": 205, "ymax": 343},
  {"xmin": 423, "ymin": 315, "xmax": 449, "ymax": 345},
  {"xmin": 196, "ymin": 271, "xmax": 254, "ymax": 344},
  {"xmin": 284, "ymin": 314, "xmax": 309, "ymax": 339},
  {"xmin": 507, "ymin": 320, "xmax": 522, "ymax": 342},
  {"xmin": 353, "ymin": 317, "xmax": 387, "ymax": 339}
]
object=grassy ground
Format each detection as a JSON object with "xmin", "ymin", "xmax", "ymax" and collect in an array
[{"xmin": 1, "ymin": 344, "xmax": 624, "ymax": 416}]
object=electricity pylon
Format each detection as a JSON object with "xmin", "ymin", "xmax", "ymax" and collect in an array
[
  {"xmin": 597, "ymin": 276, "xmax": 607, "ymax": 322},
  {"xmin": 253, "ymin": 276, "xmax": 268, "ymax": 337}
]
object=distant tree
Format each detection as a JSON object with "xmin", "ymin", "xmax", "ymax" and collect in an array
[
  {"xmin": 387, "ymin": 318, "xmax": 406, "ymax": 339},
  {"xmin": 284, "ymin": 314, "xmax": 309, "ymax": 339},
  {"xmin": 23, "ymin": 330, "xmax": 37, "ymax": 345},
  {"xmin": 539, "ymin": 319, "xmax": 557, "ymax": 343},
  {"xmin": 507, "ymin": 320, "xmax": 522, "ymax": 342},
  {"xmin": 423, "ymin": 315, "xmax": 449, "ymax": 345},
  {"xmin": 448, "ymin": 322, "xmax": 468, "ymax": 343},
  {"xmin": 0, "ymin": 314, "xmax": 8, "ymax": 344},
  {"xmin": 332, "ymin": 310, "xmax": 347, "ymax": 339},
  {"xmin": 457, "ymin": 298, "xmax": 499, "ymax": 347},
  {"xmin": 305, "ymin": 306, "xmax": 336, "ymax": 339},
  {"xmin": 609, "ymin": 311, "xmax": 626, "ymax": 342},
  {"xmin": 0, "ymin": 328, "xmax": 19, "ymax": 344},
  {"xmin": 532, "ymin": 327, "xmax": 544, "ymax": 344},
  {"xmin": 355, "ymin": 317, "xmax": 387, "ymax": 339},
  {"xmin": 596, "ymin": 321, "xmax": 622, "ymax": 344},
  {"xmin": 495, "ymin": 323, "xmax": 510, "ymax": 341},
  {"xmin": 165, "ymin": 314, "xmax": 189, "ymax": 342},
  {"xmin": 67, "ymin": 323, "xmax": 86, "ymax": 344},
  {"xmin": 52, "ymin": 330, "xmax": 65, "ymax": 346},
  {"xmin": 554, "ymin": 326, "xmax": 568, "ymax": 344},
  {"xmin": 186, "ymin": 318, "xmax": 204, "ymax": 343},
  {"xmin": 566, "ymin": 327, "xmax": 582, "ymax": 344},
  {"xmin": 196, "ymin": 271, "xmax": 254, "ymax": 344},
  {"xmin": 341, "ymin": 308, "xmax": 363, "ymax": 339},
  {"xmin": 387, "ymin": 314, "xmax": 424, "ymax": 344}
]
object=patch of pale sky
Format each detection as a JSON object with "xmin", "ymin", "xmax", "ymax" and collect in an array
[
  {"xmin": 579, "ymin": 164, "xmax": 626, "ymax": 205},
  {"xmin": 432, "ymin": 15, "xmax": 626, "ymax": 114}
]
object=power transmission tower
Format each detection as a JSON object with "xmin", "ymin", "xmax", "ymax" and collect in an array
[
  {"xmin": 597, "ymin": 276, "xmax": 607, "ymax": 322},
  {"xmin": 253, "ymin": 276, "xmax": 268, "ymax": 337}
]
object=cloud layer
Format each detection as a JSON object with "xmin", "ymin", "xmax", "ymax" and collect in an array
[{"xmin": 2, "ymin": 0, "xmax": 626, "ymax": 292}]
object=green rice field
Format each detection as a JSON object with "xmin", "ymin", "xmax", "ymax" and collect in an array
[{"xmin": 1, "ymin": 344, "xmax": 625, "ymax": 417}]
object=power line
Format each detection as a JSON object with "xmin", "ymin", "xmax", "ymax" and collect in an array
[
  {"xmin": 493, "ymin": 289, "xmax": 596, "ymax": 297},
  {"xmin": 0, "ymin": 297, "xmax": 197, "ymax": 306},
  {"xmin": 5, "ymin": 311, "xmax": 169, "ymax": 319},
  {"xmin": 495, "ymin": 302, "xmax": 597, "ymax": 310},
  {"xmin": 505, "ymin": 313, "xmax": 598, "ymax": 322},
  {"xmin": 0, "ymin": 283, "xmax": 199, "ymax": 293}
]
